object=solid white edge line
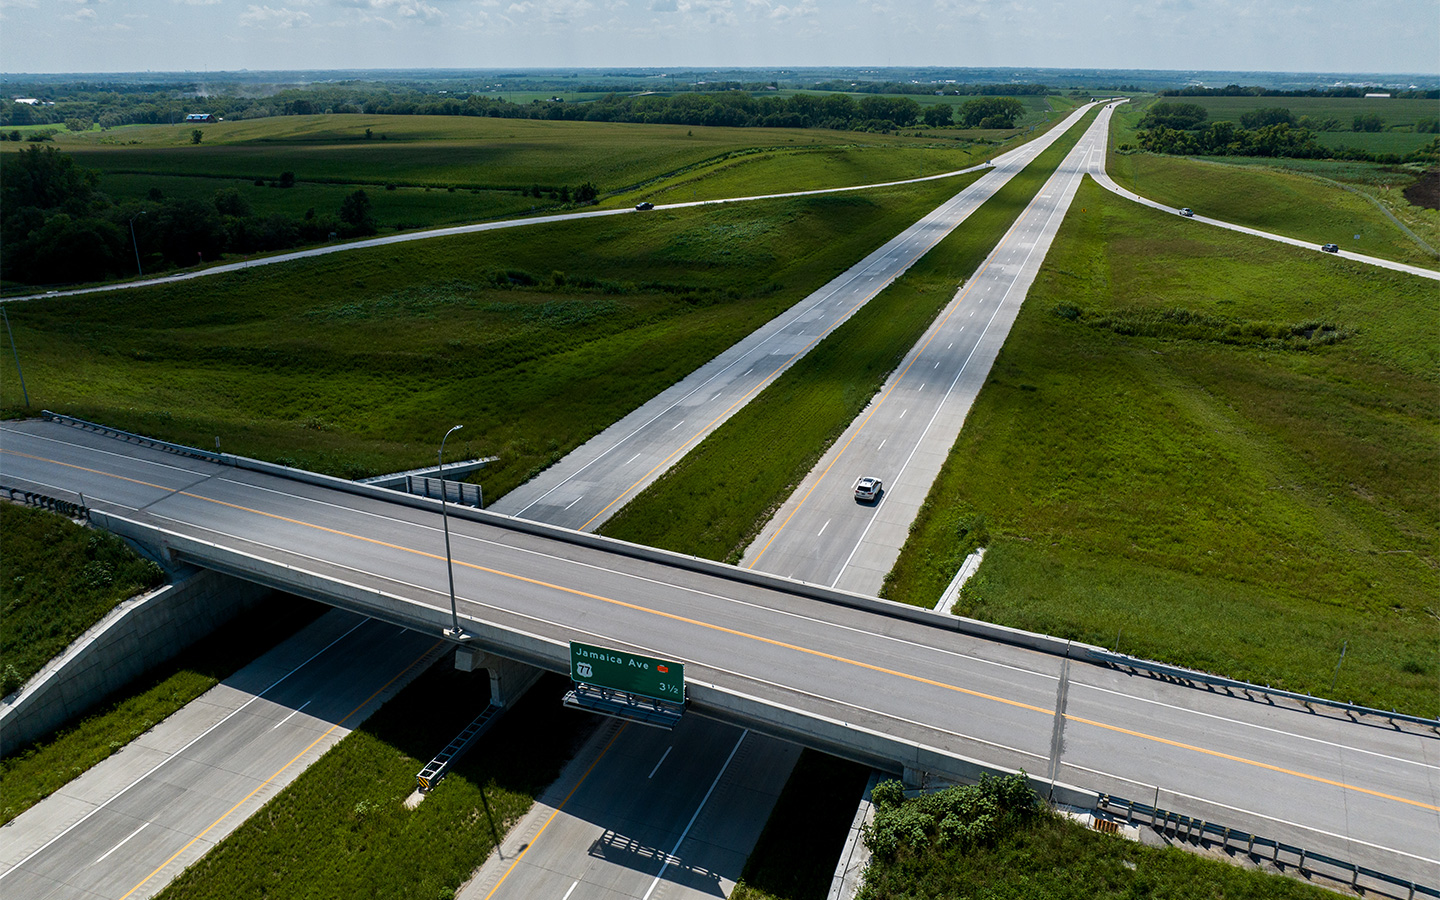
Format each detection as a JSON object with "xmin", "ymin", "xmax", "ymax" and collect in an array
[
  {"xmin": 0, "ymin": 616, "xmax": 371, "ymax": 881},
  {"xmin": 641, "ymin": 730, "xmax": 748, "ymax": 900}
]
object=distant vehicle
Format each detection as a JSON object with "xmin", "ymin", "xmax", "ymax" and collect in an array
[
  {"xmin": 635, "ymin": 202, "xmax": 655, "ymax": 211},
  {"xmin": 853, "ymin": 476, "xmax": 882, "ymax": 503},
  {"xmin": 1321, "ymin": 243, "xmax": 1339, "ymax": 253},
  {"xmin": 1178, "ymin": 208, "xmax": 1194, "ymax": 217}
]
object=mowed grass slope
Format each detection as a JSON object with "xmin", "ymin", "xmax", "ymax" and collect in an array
[
  {"xmin": 1108, "ymin": 152, "xmax": 1439, "ymax": 266},
  {"xmin": 883, "ymin": 177, "xmax": 1439, "ymax": 716},
  {"xmin": 0, "ymin": 176, "xmax": 968, "ymax": 499},
  {"xmin": 601, "ymin": 109, "xmax": 1097, "ymax": 561}
]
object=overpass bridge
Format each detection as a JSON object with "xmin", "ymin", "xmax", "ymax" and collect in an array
[{"xmin": 2, "ymin": 416, "xmax": 1437, "ymax": 890}]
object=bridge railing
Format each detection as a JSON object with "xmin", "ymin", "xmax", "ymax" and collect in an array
[
  {"xmin": 1, "ymin": 483, "xmax": 89, "ymax": 519},
  {"xmin": 37, "ymin": 411, "xmax": 1440, "ymax": 736},
  {"xmin": 43, "ymin": 411, "xmax": 223, "ymax": 464},
  {"xmin": 1099, "ymin": 794, "xmax": 1438, "ymax": 900}
]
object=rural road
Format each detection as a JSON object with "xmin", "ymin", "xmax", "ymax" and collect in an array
[
  {"xmin": 492, "ymin": 102, "xmax": 1100, "ymax": 529},
  {"xmin": 3, "ymin": 421, "xmax": 1436, "ymax": 893}
]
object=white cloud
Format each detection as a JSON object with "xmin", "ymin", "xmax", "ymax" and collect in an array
[
  {"xmin": 64, "ymin": 6, "xmax": 97, "ymax": 20},
  {"xmin": 335, "ymin": 0, "xmax": 444, "ymax": 22},
  {"xmin": 239, "ymin": 4, "xmax": 313, "ymax": 26}
]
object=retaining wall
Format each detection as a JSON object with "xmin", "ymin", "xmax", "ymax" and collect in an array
[{"xmin": 0, "ymin": 567, "xmax": 271, "ymax": 755}]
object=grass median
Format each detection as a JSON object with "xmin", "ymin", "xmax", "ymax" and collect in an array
[
  {"xmin": 883, "ymin": 177, "xmax": 1438, "ymax": 716},
  {"xmin": 0, "ymin": 176, "xmax": 970, "ymax": 500},
  {"xmin": 600, "ymin": 107, "xmax": 1099, "ymax": 561},
  {"xmin": 152, "ymin": 670, "xmax": 594, "ymax": 900}
]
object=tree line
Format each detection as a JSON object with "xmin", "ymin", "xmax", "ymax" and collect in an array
[
  {"xmin": 1158, "ymin": 84, "xmax": 1438, "ymax": 100},
  {"xmin": 1, "ymin": 146, "xmax": 378, "ymax": 285},
  {"xmin": 1131, "ymin": 102, "xmax": 1440, "ymax": 164},
  {"xmin": 1, "ymin": 87, "xmax": 1031, "ymax": 134}
]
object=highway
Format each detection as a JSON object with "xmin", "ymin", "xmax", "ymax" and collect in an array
[
  {"xmin": 2, "ymin": 419, "xmax": 1436, "ymax": 890},
  {"xmin": 493, "ymin": 103, "xmax": 1098, "ymax": 530},
  {"xmin": 0, "ymin": 608, "xmax": 444, "ymax": 900},
  {"xmin": 739, "ymin": 103, "xmax": 1115, "ymax": 594}
]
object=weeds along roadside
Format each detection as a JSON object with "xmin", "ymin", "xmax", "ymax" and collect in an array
[
  {"xmin": 0, "ymin": 589, "xmax": 324, "ymax": 825},
  {"xmin": 599, "ymin": 107, "xmax": 1101, "ymax": 560},
  {"xmin": 883, "ymin": 176, "xmax": 1439, "ymax": 717}
]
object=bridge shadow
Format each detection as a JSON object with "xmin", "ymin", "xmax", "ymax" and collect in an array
[{"xmin": 587, "ymin": 829, "xmax": 725, "ymax": 896}]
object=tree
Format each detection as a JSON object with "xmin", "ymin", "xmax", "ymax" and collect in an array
[
  {"xmin": 364, "ymin": 127, "xmax": 373, "ymax": 139},
  {"xmin": 337, "ymin": 189, "xmax": 376, "ymax": 236},
  {"xmin": 191, "ymin": 129, "xmax": 203, "ymax": 144},
  {"xmin": 1, "ymin": 145, "xmax": 98, "ymax": 211},
  {"xmin": 1240, "ymin": 107, "xmax": 1295, "ymax": 129},
  {"xmin": 923, "ymin": 104, "xmax": 954, "ymax": 127},
  {"xmin": 1353, "ymin": 113, "xmax": 1384, "ymax": 133},
  {"xmin": 212, "ymin": 187, "xmax": 252, "ymax": 218},
  {"xmin": 574, "ymin": 181, "xmax": 599, "ymax": 204},
  {"xmin": 278, "ymin": 171, "xmax": 296, "ymax": 188},
  {"xmin": 1137, "ymin": 102, "xmax": 1208, "ymax": 131},
  {"xmin": 959, "ymin": 97, "xmax": 1025, "ymax": 129}
]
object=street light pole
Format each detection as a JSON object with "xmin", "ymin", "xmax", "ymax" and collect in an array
[
  {"xmin": 129, "ymin": 211, "xmax": 146, "ymax": 277},
  {"xmin": 439, "ymin": 424, "xmax": 470, "ymax": 641}
]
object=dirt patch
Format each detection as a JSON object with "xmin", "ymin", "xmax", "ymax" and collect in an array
[{"xmin": 1402, "ymin": 169, "xmax": 1440, "ymax": 209}]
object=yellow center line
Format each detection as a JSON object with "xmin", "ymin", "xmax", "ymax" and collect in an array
[
  {"xmin": 8, "ymin": 446, "xmax": 1437, "ymax": 815},
  {"xmin": 482, "ymin": 723, "xmax": 628, "ymax": 900},
  {"xmin": 120, "ymin": 638, "xmax": 445, "ymax": 900}
]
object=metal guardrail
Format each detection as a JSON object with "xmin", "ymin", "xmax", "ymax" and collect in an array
[
  {"xmin": 416, "ymin": 702, "xmax": 504, "ymax": 793},
  {"xmin": 404, "ymin": 475, "xmax": 482, "ymax": 508},
  {"xmin": 44, "ymin": 411, "xmax": 222, "ymax": 463},
  {"xmin": 2, "ymin": 484, "xmax": 89, "ymax": 519},
  {"xmin": 1087, "ymin": 648, "xmax": 1439, "ymax": 731},
  {"xmin": 1099, "ymin": 794, "xmax": 1438, "ymax": 900}
]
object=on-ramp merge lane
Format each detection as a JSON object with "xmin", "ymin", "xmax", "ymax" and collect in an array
[{"xmin": 2, "ymin": 420, "xmax": 1436, "ymax": 886}]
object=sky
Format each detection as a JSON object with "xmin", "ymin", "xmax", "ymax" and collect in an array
[{"xmin": 1, "ymin": 0, "xmax": 1436, "ymax": 76}]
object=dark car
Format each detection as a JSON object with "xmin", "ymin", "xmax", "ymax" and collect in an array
[
  {"xmin": 853, "ymin": 476, "xmax": 883, "ymax": 502},
  {"xmin": 635, "ymin": 202, "xmax": 655, "ymax": 211},
  {"xmin": 1321, "ymin": 243, "xmax": 1339, "ymax": 253}
]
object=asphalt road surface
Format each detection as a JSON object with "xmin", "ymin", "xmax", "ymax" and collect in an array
[
  {"xmin": 494, "ymin": 103, "xmax": 1100, "ymax": 530},
  {"xmin": 739, "ymin": 104, "xmax": 1117, "ymax": 594},
  {"xmin": 0, "ymin": 609, "xmax": 445, "ymax": 900},
  {"xmin": 3, "ymin": 421, "xmax": 1436, "ymax": 890}
]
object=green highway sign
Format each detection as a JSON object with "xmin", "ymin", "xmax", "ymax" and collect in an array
[{"xmin": 570, "ymin": 642, "xmax": 684, "ymax": 703}]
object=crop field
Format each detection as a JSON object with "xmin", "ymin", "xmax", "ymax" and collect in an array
[
  {"xmin": 31, "ymin": 114, "xmax": 995, "ymax": 204},
  {"xmin": 1107, "ymin": 153, "xmax": 1439, "ymax": 265},
  {"xmin": 883, "ymin": 177, "xmax": 1439, "ymax": 716},
  {"xmin": 600, "ymin": 108, "xmax": 1098, "ymax": 560},
  {"xmin": 1172, "ymin": 96, "xmax": 1438, "ymax": 130},
  {"xmin": 98, "ymin": 171, "xmax": 556, "ymax": 232},
  {"xmin": 0, "ymin": 175, "xmax": 969, "ymax": 499},
  {"xmin": 1312, "ymin": 129, "xmax": 1436, "ymax": 155}
]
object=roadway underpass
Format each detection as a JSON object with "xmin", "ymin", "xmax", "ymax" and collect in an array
[{"xmin": 2, "ymin": 419, "xmax": 1436, "ymax": 894}]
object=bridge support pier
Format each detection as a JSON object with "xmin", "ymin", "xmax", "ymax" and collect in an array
[{"xmin": 454, "ymin": 648, "xmax": 543, "ymax": 707}]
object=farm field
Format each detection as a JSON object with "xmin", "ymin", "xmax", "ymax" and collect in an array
[
  {"xmin": 600, "ymin": 108, "xmax": 1097, "ymax": 561},
  {"xmin": 0, "ymin": 175, "xmax": 970, "ymax": 499},
  {"xmin": 1107, "ymin": 152, "xmax": 1439, "ymax": 265},
  {"xmin": 35, "ymin": 114, "xmax": 1002, "ymax": 202},
  {"xmin": 882, "ymin": 177, "xmax": 1439, "ymax": 717}
]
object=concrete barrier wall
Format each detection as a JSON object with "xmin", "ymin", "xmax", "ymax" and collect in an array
[
  {"xmin": 87, "ymin": 512, "xmax": 1102, "ymax": 804},
  {"xmin": 0, "ymin": 566, "xmax": 271, "ymax": 755}
]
